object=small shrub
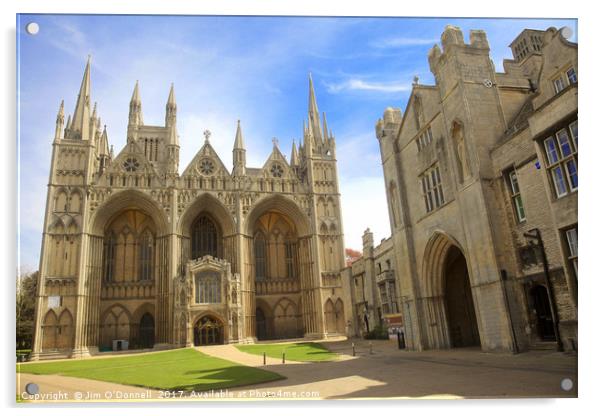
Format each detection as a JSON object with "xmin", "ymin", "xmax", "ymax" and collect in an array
[{"xmin": 364, "ymin": 325, "xmax": 389, "ymax": 340}]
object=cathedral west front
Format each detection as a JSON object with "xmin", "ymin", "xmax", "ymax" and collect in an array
[{"xmin": 31, "ymin": 58, "xmax": 348, "ymax": 359}]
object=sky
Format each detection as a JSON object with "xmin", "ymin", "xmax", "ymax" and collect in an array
[{"xmin": 16, "ymin": 14, "xmax": 577, "ymax": 272}]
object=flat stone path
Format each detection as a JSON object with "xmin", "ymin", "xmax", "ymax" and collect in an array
[{"xmin": 16, "ymin": 339, "xmax": 578, "ymax": 401}]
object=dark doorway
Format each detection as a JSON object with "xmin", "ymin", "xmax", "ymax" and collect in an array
[
  {"xmin": 444, "ymin": 246, "xmax": 480, "ymax": 347},
  {"xmin": 193, "ymin": 315, "xmax": 223, "ymax": 346},
  {"xmin": 256, "ymin": 307, "xmax": 267, "ymax": 340},
  {"xmin": 530, "ymin": 285, "xmax": 556, "ymax": 341},
  {"xmin": 139, "ymin": 313, "xmax": 155, "ymax": 349}
]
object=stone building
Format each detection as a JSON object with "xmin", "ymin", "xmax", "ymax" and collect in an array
[
  {"xmin": 344, "ymin": 229, "xmax": 402, "ymax": 338},
  {"xmin": 375, "ymin": 26, "xmax": 577, "ymax": 352},
  {"xmin": 31, "ymin": 58, "xmax": 348, "ymax": 359}
]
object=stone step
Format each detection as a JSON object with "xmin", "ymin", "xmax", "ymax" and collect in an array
[{"xmin": 530, "ymin": 341, "xmax": 558, "ymax": 351}]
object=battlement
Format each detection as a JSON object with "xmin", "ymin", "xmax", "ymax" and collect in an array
[{"xmin": 428, "ymin": 25, "xmax": 490, "ymax": 74}]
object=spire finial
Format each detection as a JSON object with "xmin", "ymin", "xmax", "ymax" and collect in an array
[
  {"xmin": 131, "ymin": 80, "xmax": 141, "ymax": 103},
  {"xmin": 272, "ymin": 137, "xmax": 279, "ymax": 148},
  {"xmin": 308, "ymin": 72, "xmax": 322, "ymax": 142},
  {"xmin": 234, "ymin": 120, "xmax": 244, "ymax": 150},
  {"xmin": 203, "ymin": 129, "xmax": 211, "ymax": 143},
  {"xmin": 167, "ymin": 82, "xmax": 176, "ymax": 107},
  {"xmin": 69, "ymin": 56, "xmax": 92, "ymax": 139}
]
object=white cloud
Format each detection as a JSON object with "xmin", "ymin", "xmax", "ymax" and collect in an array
[
  {"xmin": 340, "ymin": 176, "xmax": 390, "ymax": 252},
  {"xmin": 373, "ymin": 37, "xmax": 438, "ymax": 48},
  {"xmin": 326, "ymin": 78, "xmax": 410, "ymax": 94}
]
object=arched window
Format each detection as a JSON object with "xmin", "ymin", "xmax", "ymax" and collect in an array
[
  {"xmin": 138, "ymin": 230, "xmax": 154, "ymax": 281},
  {"xmin": 285, "ymin": 240, "xmax": 296, "ymax": 279},
  {"xmin": 191, "ymin": 215, "xmax": 218, "ymax": 259},
  {"xmin": 195, "ymin": 272, "xmax": 221, "ymax": 304},
  {"xmin": 254, "ymin": 232, "xmax": 267, "ymax": 281},
  {"xmin": 103, "ymin": 232, "xmax": 116, "ymax": 282}
]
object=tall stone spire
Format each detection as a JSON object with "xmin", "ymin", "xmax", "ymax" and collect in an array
[
  {"xmin": 127, "ymin": 81, "xmax": 143, "ymax": 142},
  {"xmin": 290, "ymin": 139, "xmax": 299, "ymax": 167},
  {"xmin": 128, "ymin": 80, "xmax": 143, "ymax": 127},
  {"xmin": 98, "ymin": 125, "xmax": 111, "ymax": 174},
  {"xmin": 322, "ymin": 112, "xmax": 330, "ymax": 141},
  {"xmin": 232, "ymin": 120, "xmax": 246, "ymax": 176},
  {"xmin": 54, "ymin": 100, "xmax": 65, "ymax": 141},
  {"xmin": 308, "ymin": 73, "xmax": 323, "ymax": 144},
  {"xmin": 234, "ymin": 119, "xmax": 245, "ymax": 149},
  {"xmin": 67, "ymin": 56, "xmax": 92, "ymax": 140},
  {"xmin": 165, "ymin": 83, "xmax": 177, "ymax": 128}
]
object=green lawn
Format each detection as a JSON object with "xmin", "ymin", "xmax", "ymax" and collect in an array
[
  {"xmin": 17, "ymin": 348, "xmax": 283, "ymax": 392},
  {"xmin": 236, "ymin": 342, "xmax": 338, "ymax": 362}
]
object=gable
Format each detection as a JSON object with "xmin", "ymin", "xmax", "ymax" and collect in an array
[{"xmin": 181, "ymin": 142, "xmax": 231, "ymax": 178}]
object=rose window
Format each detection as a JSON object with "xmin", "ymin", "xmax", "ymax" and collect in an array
[
  {"xmin": 199, "ymin": 159, "xmax": 215, "ymax": 175},
  {"xmin": 270, "ymin": 163, "xmax": 284, "ymax": 178},
  {"xmin": 123, "ymin": 157, "xmax": 140, "ymax": 172}
]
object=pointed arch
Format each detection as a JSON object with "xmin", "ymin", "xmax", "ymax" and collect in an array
[
  {"xmin": 42, "ymin": 310, "xmax": 58, "ymax": 350},
  {"xmin": 324, "ymin": 299, "xmax": 336, "ymax": 333},
  {"xmin": 138, "ymin": 228, "xmax": 154, "ymax": 281},
  {"xmin": 57, "ymin": 309, "xmax": 74, "ymax": 349},
  {"xmin": 54, "ymin": 189, "xmax": 69, "ymax": 213},
  {"xmin": 334, "ymin": 298, "xmax": 345, "ymax": 333},
  {"xmin": 254, "ymin": 230, "xmax": 267, "ymax": 281},
  {"xmin": 178, "ymin": 192, "xmax": 235, "ymax": 237},
  {"xmin": 69, "ymin": 189, "xmax": 83, "ymax": 213},
  {"xmin": 89, "ymin": 189, "xmax": 169, "ymax": 237},
  {"xmin": 244, "ymin": 194, "xmax": 310, "ymax": 237}
]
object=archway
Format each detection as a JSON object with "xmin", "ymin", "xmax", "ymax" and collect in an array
[
  {"xmin": 256, "ymin": 307, "xmax": 268, "ymax": 340},
  {"xmin": 273, "ymin": 298, "xmax": 301, "ymax": 339},
  {"xmin": 530, "ymin": 285, "xmax": 556, "ymax": 341},
  {"xmin": 139, "ymin": 313, "xmax": 155, "ymax": 348},
  {"xmin": 324, "ymin": 299, "xmax": 336, "ymax": 333},
  {"xmin": 444, "ymin": 246, "xmax": 480, "ymax": 348},
  {"xmin": 193, "ymin": 315, "xmax": 224, "ymax": 346},
  {"xmin": 42, "ymin": 310, "xmax": 58, "ymax": 351}
]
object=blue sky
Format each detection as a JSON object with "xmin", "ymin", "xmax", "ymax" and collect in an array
[{"xmin": 16, "ymin": 14, "xmax": 577, "ymax": 272}]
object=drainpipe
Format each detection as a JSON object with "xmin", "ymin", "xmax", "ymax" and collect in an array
[{"xmin": 524, "ymin": 228, "xmax": 564, "ymax": 352}]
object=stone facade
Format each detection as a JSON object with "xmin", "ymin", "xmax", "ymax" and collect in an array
[
  {"xmin": 344, "ymin": 229, "xmax": 402, "ymax": 338},
  {"xmin": 375, "ymin": 26, "xmax": 577, "ymax": 352},
  {"xmin": 31, "ymin": 60, "xmax": 348, "ymax": 359}
]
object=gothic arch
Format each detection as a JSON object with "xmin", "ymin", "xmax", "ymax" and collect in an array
[
  {"xmin": 41, "ymin": 310, "xmax": 58, "ymax": 351},
  {"xmin": 57, "ymin": 309, "xmax": 74, "ymax": 350},
  {"xmin": 273, "ymin": 297, "xmax": 301, "ymax": 339},
  {"xmin": 69, "ymin": 188, "xmax": 83, "ymax": 213},
  {"xmin": 334, "ymin": 298, "xmax": 345, "ymax": 333},
  {"xmin": 422, "ymin": 231, "xmax": 467, "ymax": 298},
  {"xmin": 90, "ymin": 189, "xmax": 169, "ymax": 237},
  {"xmin": 178, "ymin": 193, "xmax": 235, "ymax": 237},
  {"xmin": 324, "ymin": 299, "xmax": 336, "ymax": 333},
  {"xmin": 450, "ymin": 119, "xmax": 471, "ymax": 182},
  {"xmin": 244, "ymin": 194, "xmax": 310, "ymax": 237},
  {"xmin": 421, "ymin": 231, "xmax": 480, "ymax": 349},
  {"xmin": 53, "ymin": 187, "xmax": 69, "ymax": 213}
]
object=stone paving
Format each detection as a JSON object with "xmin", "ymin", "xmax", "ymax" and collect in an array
[{"xmin": 16, "ymin": 339, "xmax": 578, "ymax": 402}]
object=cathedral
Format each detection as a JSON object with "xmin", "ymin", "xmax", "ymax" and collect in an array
[{"xmin": 31, "ymin": 58, "xmax": 348, "ymax": 359}]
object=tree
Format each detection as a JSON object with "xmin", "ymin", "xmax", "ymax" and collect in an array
[{"xmin": 16, "ymin": 271, "xmax": 38, "ymax": 350}]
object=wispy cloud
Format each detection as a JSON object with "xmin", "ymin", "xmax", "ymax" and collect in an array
[
  {"xmin": 326, "ymin": 78, "xmax": 410, "ymax": 93},
  {"xmin": 373, "ymin": 37, "xmax": 438, "ymax": 48}
]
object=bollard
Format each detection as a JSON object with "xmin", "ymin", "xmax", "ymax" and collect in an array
[
  {"xmin": 352, "ymin": 342, "xmax": 355, "ymax": 357},
  {"xmin": 263, "ymin": 352, "xmax": 266, "ymax": 365},
  {"xmin": 369, "ymin": 342, "xmax": 373, "ymax": 355},
  {"xmin": 282, "ymin": 351, "xmax": 285, "ymax": 364}
]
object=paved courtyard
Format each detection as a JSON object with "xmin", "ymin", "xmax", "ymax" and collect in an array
[{"xmin": 17, "ymin": 339, "xmax": 577, "ymax": 402}]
